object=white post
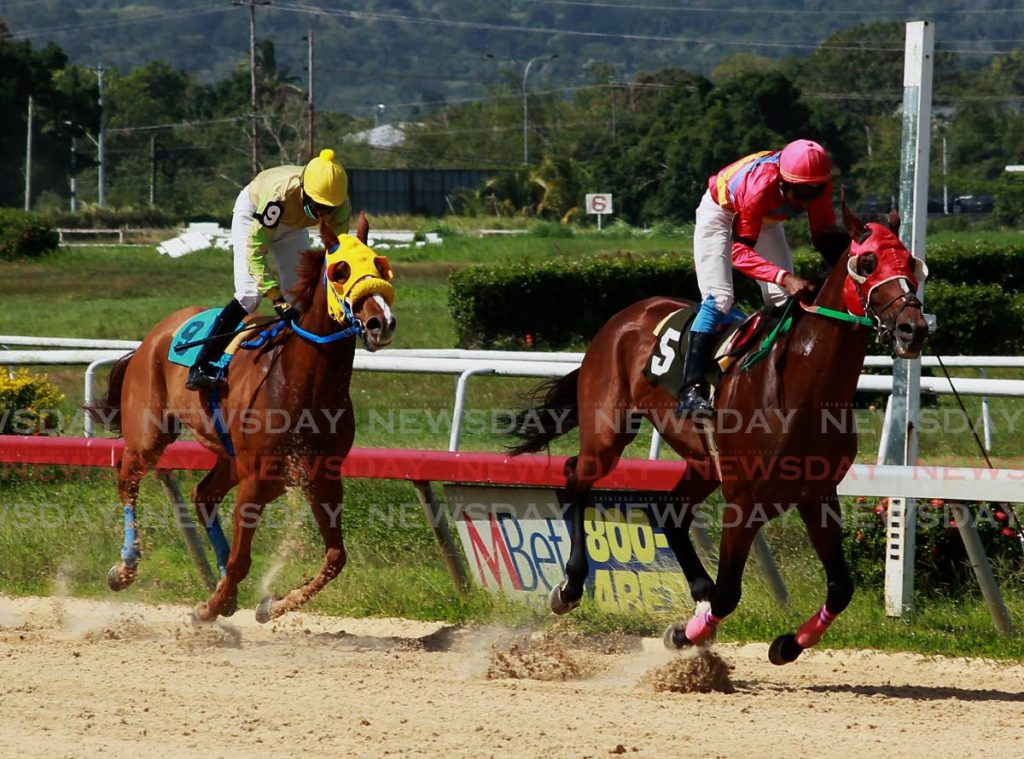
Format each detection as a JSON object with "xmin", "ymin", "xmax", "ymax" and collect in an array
[
  {"xmin": 24, "ymin": 95, "xmax": 33, "ymax": 211},
  {"xmin": 95, "ymin": 66, "xmax": 106, "ymax": 207},
  {"xmin": 883, "ymin": 20, "xmax": 933, "ymax": 619}
]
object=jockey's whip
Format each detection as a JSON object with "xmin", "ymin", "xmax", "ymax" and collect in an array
[
  {"xmin": 175, "ymin": 316, "xmax": 286, "ymax": 352},
  {"xmin": 933, "ymin": 352, "xmax": 1024, "ymax": 549}
]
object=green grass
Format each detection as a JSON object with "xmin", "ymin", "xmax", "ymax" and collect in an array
[{"xmin": 3, "ymin": 228, "xmax": 1024, "ymax": 658}]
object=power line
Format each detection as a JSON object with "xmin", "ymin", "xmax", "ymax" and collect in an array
[
  {"xmin": 511, "ymin": 0, "xmax": 1024, "ymax": 16},
  {"xmin": 10, "ymin": 3, "xmax": 230, "ymax": 39},
  {"xmin": 270, "ymin": 1, "xmax": 907, "ymax": 52}
]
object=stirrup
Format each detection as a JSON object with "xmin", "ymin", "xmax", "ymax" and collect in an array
[
  {"xmin": 186, "ymin": 364, "xmax": 225, "ymax": 391},
  {"xmin": 675, "ymin": 385, "xmax": 712, "ymax": 418}
]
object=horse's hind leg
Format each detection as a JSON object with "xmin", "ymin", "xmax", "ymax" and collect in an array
[
  {"xmin": 255, "ymin": 475, "xmax": 346, "ymax": 623},
  {"xmin": 108, "ymin": 438, "xmax": 174, "ymax": 591},
  {"xmin": 551, "ymin": 421, "xmax": 638, "ymax": 614},
  {"xmin": 768, "ymin": 494, "xmax": 853, "ymax": 666}
]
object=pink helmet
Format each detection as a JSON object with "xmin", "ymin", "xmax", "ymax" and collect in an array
[{"xmin": 779, "ymin": 139, "xmax": 831, "ymax": 185}]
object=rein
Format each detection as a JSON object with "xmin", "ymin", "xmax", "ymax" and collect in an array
[{"xmin": 241, "ymin": 266, "xmax": 370, "ymax": 351}]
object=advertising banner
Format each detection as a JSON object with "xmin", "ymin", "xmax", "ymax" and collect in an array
[{"xmin": 445, "ymin": 485, "xmax": 692, "ymax": 613}]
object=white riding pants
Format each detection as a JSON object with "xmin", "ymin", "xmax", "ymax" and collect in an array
[
  {"xmin": 231, "ymin": 185, "xmax": 311, "ymax": 314},
  {"xmin": 693, "ymin": 189, "xmax": 792, "ymax": 313}
]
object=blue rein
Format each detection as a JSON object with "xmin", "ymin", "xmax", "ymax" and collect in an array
[{"xmin": 240, "ymin": 269, "xmax": 368, "ymax": 350}]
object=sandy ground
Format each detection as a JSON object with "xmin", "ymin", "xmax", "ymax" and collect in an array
[{"xmin": 1, "ymin": 595, "xmax": 1023, "ymax": 758}]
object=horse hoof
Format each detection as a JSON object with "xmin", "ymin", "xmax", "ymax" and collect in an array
[
  {"xmin": 221, "ymin": 595, "xmax": 238, "ymax": 618},
  {"xmin": 768, "ymin": 633, "xmax": 804, "ymax": 665},
  {"xmin": 107, "ymin": 562, "xmax": 136, "ymax": 592},
  {"xmin": 254, "ymin": 596, "xmax": 276, "ymax": 624},
  {"xmin": 191, "ymin": 603, "xmax": 213, "ymax": 624},
  {"xmin": 548, "ymin": 581, "xmax": 581, "ymax": 615},
  {"xmin": 663, "ymin": 623, "xmax": 692, "ymax": 650}
]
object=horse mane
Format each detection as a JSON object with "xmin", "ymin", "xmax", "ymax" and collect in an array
[{"xmin": 289, "ymin": 217, "xmax": 337, "ymax": 313}]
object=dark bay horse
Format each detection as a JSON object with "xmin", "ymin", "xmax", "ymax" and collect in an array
[
  {"xmin": 510, "ymin": 204, "xmax": 929, "ymax": 664},
  {"xmin": 90, "ymin": 214, "xmax": 396, "ymax": 623}
]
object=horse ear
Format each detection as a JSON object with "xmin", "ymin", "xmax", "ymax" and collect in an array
[
  {"xmin": 356, "ymin": 211, "xmax": 369, "ymax": 245},
  {"xmin": 888, "ymin": 207, "xmax": 901, "ymax": 235},
  {"xmin": 319, "ymin": 216, "xmax": 339, "ymax": 250},
  {"xmin": 840, "ymin": 185, "xmax": 865, "ymax": 239}
]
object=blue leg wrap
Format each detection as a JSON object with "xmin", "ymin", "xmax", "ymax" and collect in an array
[
  {"xmin": 120, "ymin": 505, "xmax": 140, "ymax": 568},
  {"xmin": 205, "ymin": 519, "xmax": 231, "ymax": 577}
]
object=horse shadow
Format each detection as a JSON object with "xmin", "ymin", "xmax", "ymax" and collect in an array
[{"xmin": 734, "ymin": 681, "xmax": 1024, "ymax": 702}]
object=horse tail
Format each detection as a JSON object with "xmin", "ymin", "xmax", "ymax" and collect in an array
[
  {"xmin": 84, "ymin": 351, "xmax": 134, "ymax": 435},
  {"xmin": 507, "ymin": 369, "xmax": 580, "ymax": 456}
]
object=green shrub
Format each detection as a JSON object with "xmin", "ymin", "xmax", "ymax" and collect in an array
[
  {"xmin": 0, "ymin": 209, "xmax": 59, "ymax": 261},
  {"xmin": 449, "ymin": 246, "xmax": 1024, "ymax": 354},
  {"xmin": 0, "ymin": 369, "xmax": 65, "ymax": 435},
  {"xmin": 42, "ymin": 204, "xmax": 179, "ymax": 229},
  {"xmin": 924, "ymin": 282, "xmax": 1024, "ymax": 356},
  {"xmin": 844, "ymin": 498, "xmax": 1023, "ymax": 596}
]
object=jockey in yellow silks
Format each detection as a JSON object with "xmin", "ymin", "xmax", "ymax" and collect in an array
[{"xmin": 186, "ymin": 149, "xmax": 351, "ymax": 391}]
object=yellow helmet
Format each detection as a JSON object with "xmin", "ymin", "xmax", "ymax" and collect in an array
[{"xmin": 301, "ymin": 148, "xmax": 348, "ymax": 207}]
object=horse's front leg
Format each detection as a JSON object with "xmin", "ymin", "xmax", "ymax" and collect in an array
[
  {"xmin": 768, "ymin": 494, "xmax": 853, "ymax": 665},
  {"xmin": 193, "ymin": 475, "xmax": 281, "ymax": 623},
  {"xmin": 665, "ymin": 494, "xmax": 761, "ymax": 649},
  {"xmin": 255, "ymin": 470, "xmax": 346, "ymax": 623}
]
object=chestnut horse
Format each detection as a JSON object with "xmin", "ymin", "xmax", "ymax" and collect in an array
[
  {"xmin": 89, "ymin": 214, "xmax": 396, "ymax": 623},
  {"xmin": 510, "ymin": 204, "xmax": 929, "ymax": 664}
]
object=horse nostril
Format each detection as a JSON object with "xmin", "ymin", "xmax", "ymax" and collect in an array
[{"xmin": 365, "ymin": 317, "xmax": 382, "ymax": 333}]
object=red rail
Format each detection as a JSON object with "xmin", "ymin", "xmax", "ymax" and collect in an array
[{"xmin": 0, "ymin": 436, "xmax": 685, "ymax": 491}]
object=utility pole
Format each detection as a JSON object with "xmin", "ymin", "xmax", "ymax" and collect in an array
[
  {"xmin": 522, "ymin": 54, "xmax": 558, "ymax": 167},
  {"xmin": 150, "ymin": 134, "xmax": 157, "ymax": 206},
  {"xmin": 304, "ymin": 29, "xmax": 314, "ymax": 159},
  {"xmin": 24, "ymin": 95, "xmax": 32, "ymax": 211},
  {"xmin": 69, "ymin": 134, "xmax": 77, "ymax": 213},
  {"xmin": 233, "ymin": 0, "xmax": 271, "ymax": 176},
  {"xmin": 95, "ymin": 64, "xmax": 106, "ymax": 206}
]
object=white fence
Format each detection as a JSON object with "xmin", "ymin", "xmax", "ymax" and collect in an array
[{"xmin": 3, "ymin": 335, "xmax": 1022, "ymax": 632}]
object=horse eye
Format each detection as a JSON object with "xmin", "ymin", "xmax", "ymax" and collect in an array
[
  {"xmin": 374, "ymin": 256, "xmax": 392, "ymax": 280},
  {"xmin": 858, "ymin": 253, "xmax": 877, "ymax": 276},
  {"xmin": 330, "ymin": 261, "xmax": 351, "ymax": 284}
]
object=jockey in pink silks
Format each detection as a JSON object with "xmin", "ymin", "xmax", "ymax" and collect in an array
[{"xmin": 677, "ymin": 139, "xmax": 845, "ymax": 416}]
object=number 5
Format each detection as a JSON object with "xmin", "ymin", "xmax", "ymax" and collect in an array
[{"xmin": 649, "ymin": 328, "xmax": 681, "ymax": 376}]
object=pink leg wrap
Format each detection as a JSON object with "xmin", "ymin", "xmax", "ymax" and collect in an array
[
  {"xmin": 794, "ymin": 605, "xmax": 836, "ymax": 649},
  {"xmin": 684, "ymin": 608, "xmax": 722, "ymax": 645}
]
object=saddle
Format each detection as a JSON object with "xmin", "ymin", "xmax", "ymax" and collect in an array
[
  {"xmin": 167, "ymin": 309, "xmax": 277, "ymax": 372},
  {"xmin": 642, "ymin": 304, "xmax": 788, "ymax": 401}
]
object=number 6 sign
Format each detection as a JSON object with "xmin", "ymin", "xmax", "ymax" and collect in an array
[{"xmin": 585, "ymin": 193, "xmax": 613, "ymax": 230}]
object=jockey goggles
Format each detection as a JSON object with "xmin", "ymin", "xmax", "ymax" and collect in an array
[{"xmin": 785, "ymin": 182, "xmax": 827, "ymax": 202}]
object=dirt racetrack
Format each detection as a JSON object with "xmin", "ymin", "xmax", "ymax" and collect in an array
[{"xmin": 2, "ymin": 594, "xmax": 1023, "ymax": 758}]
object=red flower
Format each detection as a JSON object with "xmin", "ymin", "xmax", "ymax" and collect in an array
[
  {"xmin": 995, "ymin": 511, "xmax": 1008, "ymax": 522},
  {"xmin": 949, "ymin": 519, "xmax": 958, "ymax": 528},
  {"xmin": 1002, "ymin": 528, "xmax": 1016, "ymax": 538},
  {"xmin": 930, "ymin": 498, "xmax": 944, "ymax": 509},
  {"xmin": 855, "ymin": 530, "xmax": 864, "ymax": 541},
  {"xmin": 855, "ymin": 496, "xmax": 867, "ymax": 504}
]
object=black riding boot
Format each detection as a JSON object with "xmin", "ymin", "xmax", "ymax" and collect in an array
[
  {"xmin": 674, "ymin": 331, "xmax": 716, "ymax": 417},
  {"xmin": 185, "ymin": 299, "xmax": 248, "ymax": 391}
]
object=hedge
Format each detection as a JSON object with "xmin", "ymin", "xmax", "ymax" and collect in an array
[
  {"xmin": 0, "ymin": 209, "xmax": 59, "ymax": 261},
  {"xmin": 449, "ymin": 248, "xmax": 1024, "ymax": 354},
  {"xmin": 43, "ymin": 204, "xmax": 180, "ymax": 230}
]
